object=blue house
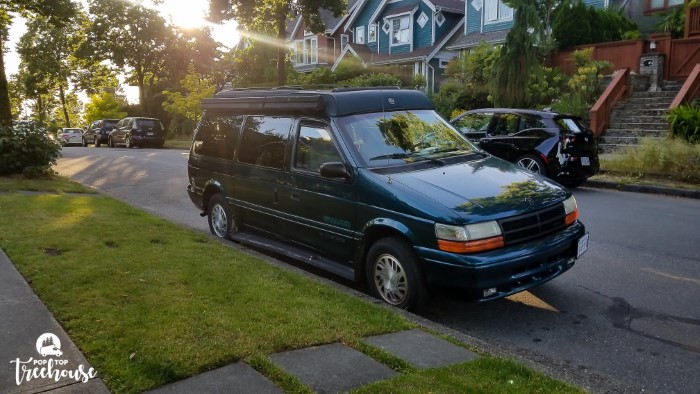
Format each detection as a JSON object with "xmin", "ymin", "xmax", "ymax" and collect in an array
[
  {"xmin": 332, "ymin": 0, "xmax": 466, "ymax": 92},
  {"xmin": 445, "ymin": 0, "xmax": 611, "ymax": 52}
]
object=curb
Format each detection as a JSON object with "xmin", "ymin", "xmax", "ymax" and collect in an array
[{"xmin": 583, "ymin": 179, "xmax": 700, "ymax": 199}]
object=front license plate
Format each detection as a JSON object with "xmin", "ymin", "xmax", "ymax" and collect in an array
[
  {"xmin": 576, "ymin": 233, "xmax": 589, "ymax": 259},
  {"xmin": 580, "ymin": 156, "xmax": 590, "ymax": 166},
  {"xmin": 147, "ymin": 132, "xmax": 154, "ymax": 136}
]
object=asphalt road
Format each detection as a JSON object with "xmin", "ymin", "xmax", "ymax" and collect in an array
[{"xmin": 55, "ymin": 146, "xmax": 700, "ymax": 393}]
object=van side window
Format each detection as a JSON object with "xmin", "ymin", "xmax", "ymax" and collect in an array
[
  {"xmin": 238, "ymin": 116, "xmax": 292, "ymax": 169},
  {"xmin": 294, "ymin": 122, "xmax": 342, "ymax": 173},
  {"xmin": 192, "ymin": 113, "xmax": 243, "ymax": 160}
]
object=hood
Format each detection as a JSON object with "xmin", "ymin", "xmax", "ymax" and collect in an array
[{"xmin": 387, "ymin": 157, "xmax": 568, "ymax": 220}]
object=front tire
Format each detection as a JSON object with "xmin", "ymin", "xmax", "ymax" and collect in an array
[
  {"xmin": 108, "ymin": 137, "xmax": 114, "ymax": 148},
  {"xmin": 125, "ymin": 135, "xmax": 133, "ymax": 148},
  {"xmin": 82, "ymin": 138, "xmax": 88, "ymax": 147},
  {"xmin": 207, "ymin": 194, "xmax": 234, "ymax": 240},
  {"xmin": 515, "ymin": 154, "xmax": 547, "ymax": 176},
  {"xmin": 365, "ymin": 237, "xmax": 428, "ymax": 311},
  {"xmin": 95, "ymin": 136, "xmax": 101, "ymax": 147}
]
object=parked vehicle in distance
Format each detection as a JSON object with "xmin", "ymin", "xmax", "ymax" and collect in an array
[
  {"xmin": 109, "ymin": 117, "xmax": 165, "ymax": 148},
  {"xmin": 83, "ymin": 119, "xmax": 119, "ymax": 147},
  {"xmin": 187, "ymin": 87, "xmax": 589, "ymax": 311},
  {"xmin": 450, "ymin": 108, "xmax": 599, "ymax": 188},
  {"xmin": 59, "ymin": 128, "xmax": 83, "ymax": 146}
]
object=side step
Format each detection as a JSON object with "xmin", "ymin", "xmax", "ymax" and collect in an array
[{"xmin": 230, "ymin": 232, "xmax": 355, "ymax": 281}]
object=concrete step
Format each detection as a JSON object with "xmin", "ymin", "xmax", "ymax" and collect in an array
[
  {"xmin": 610, "ymin": 108, "xmax": 668, "ymax": 117},
  {"xmin": 597, "ymin": 143, "xmax": 638, "ymax": 153},
  {"xmin": 604, "ymin": 129, "xmax": 666, "ymax": 137},
  {"xmin": 599, "ymin": 135, "xmax": 665, "ymax": 145},
  {"xmin": 631, "ymin": 90, "xmax": 678, "ymax": 99},
  {"xmin": 613, "ymin": 102, "xmax": 673, "ymax": 111},
  {"xmin": 607, "ymin": 122, "xmax": 669, "ymax": 131},
  {"xmin": 608, "ymin": 115, "xmax": 669, "ymax": 124}
]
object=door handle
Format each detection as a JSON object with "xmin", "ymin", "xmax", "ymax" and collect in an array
[{"xmin": 290, "ymin": 192, "xmax": 300, "ymax": 202}]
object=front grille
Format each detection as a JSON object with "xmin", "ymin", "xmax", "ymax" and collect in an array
[{"xmin": 498, "ymin": 204, "xmax": 566, "ymax": 245}]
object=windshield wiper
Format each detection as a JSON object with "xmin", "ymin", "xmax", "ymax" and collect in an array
[{"xmin": 369, "ymin": 153, "xmax": 412, "ymax": 161}]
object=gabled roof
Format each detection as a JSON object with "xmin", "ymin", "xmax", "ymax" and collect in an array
[
  {"xmin": 345, "ymin": 0, "xmax": 464, "ymax": 32},
  {"xmin": 288, "ymin": 1, "xmax": 359, "ymax": 39},
  {"xmin": 444, "ymin": 29, "xmax": 508, "ymax": 51},
  {"xmin": 334, "ymin": 19, "xmax": 463, "ymax": 67}
]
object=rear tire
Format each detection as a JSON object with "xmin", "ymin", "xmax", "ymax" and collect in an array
[
  {"xmin": 365, "ymin": 237, "xmax": 429, "ymax": 312},
  {"xmin": 207, "ymin": 194, "xmax": 234, "ymax": 240},
  {"xmin": 515, "ymin": 154, "xmax": 547, "ymax": 176},
  {"xmin": 95, "ymin": 137, "xmax": 101, "ymax": 147},
  {"xmin": 82, "ymin": 138, "xmax": 88, "ymax": 147},
  {"xmin": 125, "ymin": 135, "xmax": 133, "ymax": 148},
  {"xmin": 108, "ymin": 137, "xmax": 114, "ymax": 148}
]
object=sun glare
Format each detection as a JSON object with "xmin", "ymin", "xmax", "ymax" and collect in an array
[{"xmin": 159, "ymin": 0, "xmax": 208, "ymax": 29}]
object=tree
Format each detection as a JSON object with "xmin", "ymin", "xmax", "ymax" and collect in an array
[
  {"xmin": 208, "ymin": 0, "xmax": 346, "ymax": 86},
  {"xmin": 83, "ymin": 92, "xmax": 127, "ymax": 124},
  {"xmin": 162, "ymin": 64, "xmax": 216, "ymax": 137},
  {"xmin": 85, "ymin": 0, "xmax": 175, "ymax": 115},
  {"xmin": 0, "ymin": 0, "xmax": 77, "ymax": 127},
  {"xmin": 17, "ymin": 14, "xmax": 82, "ymax": 127}
]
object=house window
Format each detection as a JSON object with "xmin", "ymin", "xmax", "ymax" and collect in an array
[
  {"xmin": 646, "ymin": 0, "xmax": 684, "ymax": 12},
  {"xmin": 484, "ymin": 0, "xmax": 513, "ymax": 22},
  {"xmin": 439, "ymin": 59, "xmax": 450, "ymax": 69},
  {"xmin": 435, "ymin": 11, "xmax": 445, "ymax": 27},
  {"xmin": 368, "ymin": 24, "xmax": 377, "ymax": 43},
  {"xmin": 391, "ymin": 16, "xmax": 410, "ymax": 46},
  {"xmin": 341, "ymin": 34, "xmax": 349, "ymax": 50},
  {"xmin": 294, "ymin": 37, "xmax": 318, "ymax": 65},
  {"xmin": 355, "ymin": 26, "xmax": 365, "ymax": 44}
]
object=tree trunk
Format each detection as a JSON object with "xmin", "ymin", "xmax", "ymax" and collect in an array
[
  {"xmin": 58, "ymin": 84, "xmax": 71, "ymax": 127},
  {"xmin": 0, "ymin": 40, "xmax": 13, "ymax": 127},
  {"xmin": 276, "ymin": 11, "xmax": 287, "ymax": 86}
]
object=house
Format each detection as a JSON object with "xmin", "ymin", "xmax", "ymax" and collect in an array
[
  {"xmin": 612, "ymin": 0, "xmax": 686, "ymax": 36},
  {"xmin": 445, "ymin": 0, "xmax": 611, "ymax": 53},
  {"xmin": 288, "ymin": 2, "xmax": 359, "ymax": 73},
  {"xmin": 330, "ymin": 0, "xmax": 466, "ymax": 92}
]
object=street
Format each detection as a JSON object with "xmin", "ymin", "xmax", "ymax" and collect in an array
[{"xmin": 55, "ymin": 146, "xmax": 700, "ymax": 393}]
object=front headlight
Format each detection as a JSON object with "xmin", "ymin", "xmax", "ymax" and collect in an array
[
  {"xmin": 435, "ymin": 221, "xmax": 504, "ymax": 253},
  {"xmin": 563, "ymin": 195, "xmax": 578, "ymax": 225}
]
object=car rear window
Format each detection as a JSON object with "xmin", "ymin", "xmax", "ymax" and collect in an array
[
  {"xmin": 555, "ymin": 117, "xmax": 585, "ymax": 133},
  {"xmin": 135, "ymin": 119, "xmax": 163, "ymax": 130},
  {"xmin": 104, "ymin": 120, "xmax": 118, "ymax": 127}
]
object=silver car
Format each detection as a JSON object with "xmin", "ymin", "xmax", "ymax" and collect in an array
[{"xmin": 59, "ymin": 128, "xmax": 83, "ymax": 146}]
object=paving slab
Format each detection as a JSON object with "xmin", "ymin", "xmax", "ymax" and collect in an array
[
  {"xmin": 270, "ymin": 343, "xmax": 397, "ymax": 393},
  {"xmin": 0, "ymin": 249, "xmax": 108, "ymax": 394},
  {"xmin": 147, "ymin": 362, "xmax": 281, "ymax": 394},
  {"xmin": 364, "ymin": 329, "xmax": 478, "ymax": 369}
]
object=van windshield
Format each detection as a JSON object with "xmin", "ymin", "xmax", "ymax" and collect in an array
[{"xmin": 337, "ymin": 110, "xmax": 477, "ymax": 168}]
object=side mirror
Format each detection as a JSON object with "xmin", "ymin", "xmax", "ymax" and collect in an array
[{"xmin": 320, "ymin": 162, "xmax": 351, "ymax": 180}]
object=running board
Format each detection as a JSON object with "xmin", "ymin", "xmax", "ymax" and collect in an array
[{"xmin": 230, "ymin": 232, "xmax": 355, "ymax": 281}]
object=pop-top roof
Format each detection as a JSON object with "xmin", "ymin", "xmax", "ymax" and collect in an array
[{"xmin": 201, "ymin": 87, "xmax": 434, "ymax": 117}]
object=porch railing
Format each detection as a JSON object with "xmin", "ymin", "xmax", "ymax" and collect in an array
[
  {"xmin": 589, "ymin": 68, "xmax": 630, "ymax": 135},
  {"xmin": 685, "ymin": 4, "xmax": 700, "ymax": 38},
  {"xmin": 670, "ymin": 63, "xmax": 700, "ymax": 108}
]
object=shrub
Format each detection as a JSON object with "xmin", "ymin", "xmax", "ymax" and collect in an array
[
  {"xmin": 0, "ymin": 122, "xmax": 62, "ymax": 177},
  {"xmin": 287, "ymin": 67, "xmax": 337, "ymax": 86},
  {"xmin": 667, "ymin": 104, "xmax": 700, "ymax": 143},
  {"xmin": 553, "ymin": 1, "xmax": 640, "ymax": 48},
  {"xmin": 344, "ymin": 73, "xmax": 402, "ymax": 87},
  {"xmin": 602, "ymin": 138, "xmax": 700, "ymax": 183}
]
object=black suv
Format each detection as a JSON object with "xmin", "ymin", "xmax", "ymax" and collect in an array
[
  {"xmin": 83, "ymin": 119, "xmax": 119, "ymax": 147},
  {"xmin": 109, "ymin": 117, "xmax": 165, "ymax": 148},
  {"xmin": 186, "ymin": 87, "xmax": 589, "ymax": 311},
  {"xmin": 451, "ymin": 108, "xmax": 599, "ymax": 187}
]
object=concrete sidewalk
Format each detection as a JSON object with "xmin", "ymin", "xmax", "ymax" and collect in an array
[{"xmin": 0, "ymin": 249, "xmax": 108, "ymax": 393}]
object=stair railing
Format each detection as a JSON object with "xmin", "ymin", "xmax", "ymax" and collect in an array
[
  {"xmin": 670, "ymin": 63, "xmax": 700, "ymax": 109},
  {"xmin": 590, "ymin": 68, "xmax": 630, "ymax": 135}
]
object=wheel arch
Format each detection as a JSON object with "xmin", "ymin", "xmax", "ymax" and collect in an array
[
  {"xmin": 202, "ymin": 180, "xmax": 225, "ymax": 213},
  {"xmin": 354, "ymin": 219, "xmax": 421, "ymax": 282}
]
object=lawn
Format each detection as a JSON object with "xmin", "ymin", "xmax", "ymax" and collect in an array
[{"xmin": 0, "ymin": 177, "xmax": 584, "ymax": 394}]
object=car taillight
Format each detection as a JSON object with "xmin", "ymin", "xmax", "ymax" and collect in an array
[{"xmin": 62, "ymin": 134, "xmax": 69, "ymax": 138}]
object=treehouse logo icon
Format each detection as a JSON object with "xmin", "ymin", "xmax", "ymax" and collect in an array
[{"xmin": 36, "ymin": 333, "xmax": 63, "ymax": 358}]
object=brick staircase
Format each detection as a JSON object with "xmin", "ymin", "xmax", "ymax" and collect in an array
[{"xmin": 598, "ymin": 80, "xmax": 684, "ymax": 153}]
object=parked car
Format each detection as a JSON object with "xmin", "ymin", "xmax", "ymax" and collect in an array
[
  {"xmin": 83, "ymin": 119, "xmax": 119, "ymax": 147},
  {"xmin": 187, "ymin": 87, "xmax": 589, "ymax": 311},
  {"xmin": 450, "ymin": 108, "xmax": 599, "ymax": 188},
  {"xmin": 109, "ymin": 117, "xmax": 165, "ymax": 148},
  {"xmin": 59, "ymin": 128, "xmax": 83, "ymax": 146}
]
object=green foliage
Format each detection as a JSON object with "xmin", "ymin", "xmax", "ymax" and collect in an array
[
  {"xmin": 162, "ymin": 64, "xmax": 216, "ymax": 137},
  {"xmin": 287, "ymin": 67, "xmax": 337, "ymax": 86},
  {"xmin": 550, "ymin": 48, "xmax": 611, "ymax": 118},
  {"xmin": 410, "ymin": 74, "xmax": 427, "ymax": 90},
  {"xmin": 445, "ymin": 43, "xmax": 500, "ymax": 87},
  {"xmin": 83, "ymin": 92, "xmax": 127, "ymax": 124},
  {"xmin": 0, "ymin": 122, "xmax": 62, "ymax": 177},
  {"xmin": 602, "ymin": 138, "xmax": 700, "ymax": 183},
  {"xmin": 667, "ymin": 104, "xmax": 700, "ymax": 143},
  {"xmin": 528, "ymin": 66, "xmax": 565, "ymax": 108},
  {"xmin": 491, "ymin": 0, "xmax": 542, "ymax": 107},
  {"xmin": 333, "ymin": 56, "xmax": 367, "ymax": 82},
  {"xmin": 553, "ymin": 1, "xmax": 640, "ymax": 48},
  {"xmin": 344, "ymin": 73, "xmax": 402, "ymax": 87},
  {"xmin": 656, "ymin": 4, "xmax": 686, "ymax": 39}
]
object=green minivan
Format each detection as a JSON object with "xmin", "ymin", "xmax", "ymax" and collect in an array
[{"xmin": 187, "ymin": 87, "xmax": 588, "ymax": 311}]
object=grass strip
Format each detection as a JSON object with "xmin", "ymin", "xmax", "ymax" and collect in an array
[
  {"xmin": 247, "ymin": 353, "xmax": 313, "ymax": 393},
  {"xmin": 0, "ymin": 191, "xmax": 411, "ymax": 393},
  {"xmin": 344, "ymin": 337, "xmax": 417, "ymax": 374},
  {"xmin": 352, "ymin": 357, "xmax": 585, "ymax": 394},
  {"xmin": 0, "ymin": 174, "xmax": 95, "ymax": 193}
]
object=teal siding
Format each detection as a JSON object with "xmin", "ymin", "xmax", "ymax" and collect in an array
[
  {"xmin": 584, "ymin": 0, "xmax": 606, "ymax": 8},
  {"xmin": 466, "ymin": 1, "xmax": 482, "ymax": 33},
  {"xmin": 483, "ymin": 19, "xmax": 513, "ymax": 33},
  {"xmin": 415, "ymin": 2, "xmax": 433, "ymax": 49},
  {"xmin": 436, "ymin": 13, "xmax": 461, "ymax": 39}
]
